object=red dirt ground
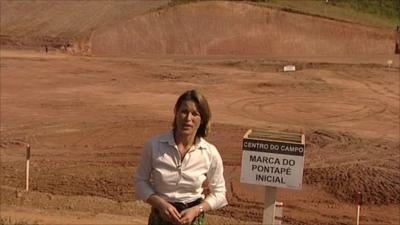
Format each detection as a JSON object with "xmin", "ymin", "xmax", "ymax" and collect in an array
[{"xmin": 1, "ymin": 1, "xmax": 399, "ymax": 225}]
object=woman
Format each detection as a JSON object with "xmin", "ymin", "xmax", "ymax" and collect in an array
[{"xmin": 135, "ymin": 90, "xmax": 227, "ymax": 225}]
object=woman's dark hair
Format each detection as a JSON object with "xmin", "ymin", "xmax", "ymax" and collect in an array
[{"xmin": 173, "ymin": 90, "xmax": 211, "ymax": 138}]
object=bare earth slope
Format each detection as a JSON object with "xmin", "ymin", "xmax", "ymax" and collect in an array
[
  {"xmin": 0, "ymin": 0, "xmax": 168, "ymax": 51},
  {"xmin": 91, "ymin": 1, "xmax": 395, "ymax": 56}
]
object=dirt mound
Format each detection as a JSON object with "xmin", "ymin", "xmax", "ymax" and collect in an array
[
  {"xmin": 307, "ymin": 129, "xmax": 362, "ymax": 149},
  {"xmin": 305, "ymin": 164, "xmax": 400, "ymax": 205},
  {"xmin": 304, "ymin": 129, "xmax": 400, "ymax": 205},
  {"xmin": 91, "ymin": 1, "xmax": 395, "ymax": 57}
]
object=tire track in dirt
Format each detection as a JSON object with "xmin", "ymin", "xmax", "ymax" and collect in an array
[
  {"xmin": 335, "ymin": 70, "xmax": 399, "ymax": 102},
  {"xmin": 226, "ymin": 95, "xmax": 387, "ymax": 125}
]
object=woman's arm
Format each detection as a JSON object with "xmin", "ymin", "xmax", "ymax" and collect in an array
[
  {"xmin": 180, "ymin": 147, "xmax": 227, "ymax": 224},
  {"xmin": 134, "ymin": 141, "xmax": 156, "ymax": 200},
  {"xmin": 134, "ymin": 140, "xmax": 181, "ymax": 224},
  {"xmin": 204, "ymin": 147, "xmax": 228, "ymax": 210}
]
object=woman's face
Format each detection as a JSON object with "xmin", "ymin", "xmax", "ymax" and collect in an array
[{"xmin": 175, "ymin": 100, "xmax": 201, "ymax": 137}]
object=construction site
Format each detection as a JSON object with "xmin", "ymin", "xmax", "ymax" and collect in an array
[{"xmin": 1, "ymin": 1, "xmax": 399, "ymax": 224}]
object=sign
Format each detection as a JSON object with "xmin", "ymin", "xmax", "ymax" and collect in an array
[
  {"xmin": 240, "ymin": 130, "xmax": 305, "ymax": 189},
  {"xmin": 283, "ymin": 65, "xmax": 296, "ymax": 72}
]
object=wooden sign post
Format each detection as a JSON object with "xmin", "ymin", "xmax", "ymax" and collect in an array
[
  {"xmin": 25, "ymin": 144, "xmax": 31, "ymax": 191},
  {"xmin": 240, "ymin": 129, "xmax": 305, "ymax": 225},
  {"xmin": 274, "ymin": 202, "xmax": 284, "ymax": 225},
  {"xmin": 263, "ymin": 186, "xmax": 277, "ymax": 225},
  {"xmin": 355, "ymin": 192, "xmax": 362, "ymax": 225}
]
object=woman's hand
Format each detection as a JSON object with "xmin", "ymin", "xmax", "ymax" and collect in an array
[
  {"xmin": 157, "ymin": 202, "xmax": 182, "ymax": 224},
  {"xmin": 147, "ymin": 195, "xmax": 181, "ymax": 224},
  {"xmin": 179, "ymin": 207, "xmax": 199, "ymax": 225}
]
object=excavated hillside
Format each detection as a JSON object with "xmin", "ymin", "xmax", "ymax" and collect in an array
[
  {"xmin": 0, "ymin": 0, "xmax": 168, "ymax": 53},
  {"xmin": 90, "ymin": 1, "xmax": 395, "ymax": 57},
  {"xmin": 1, "ymin": 1, "xmax": 396, "ymax": 57}
]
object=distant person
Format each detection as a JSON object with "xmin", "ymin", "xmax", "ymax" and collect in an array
[
  {"xmin": 135, "ymin": 89, "xmax": 227, "ymax": 225},
  {"xmin": 45, "ymin": 45, "xmax": 48, "ymax": 53}
]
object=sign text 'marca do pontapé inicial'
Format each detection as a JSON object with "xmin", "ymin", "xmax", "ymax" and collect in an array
[{"xmin": 240, "ymin": 131, "xmax": 305, "ymax": 189}]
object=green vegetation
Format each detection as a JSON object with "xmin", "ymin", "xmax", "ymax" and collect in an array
[
  {"xmin": 170, "ymin": 0, "xmax": 399, "ymax": 28},
  {"xmin": 263, "ymin": 0, "xmax": 399, "ymax": 28},
  {"xmin": 334, "ymin": 0, "xmax": 399, "ymax": 19},
  {"xmin": 0, "ymin": 218, "xmax": 39, "ymax": 225}
]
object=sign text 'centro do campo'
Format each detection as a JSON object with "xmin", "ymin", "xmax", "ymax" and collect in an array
[{"xmin": 240, "ymin": 130, "xmax": 305, "ymax": 189}]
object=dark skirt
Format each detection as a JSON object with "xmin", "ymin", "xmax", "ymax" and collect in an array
[{"xmin": 148, "ymin": 208, "xmax": 205, "ymax": 225}]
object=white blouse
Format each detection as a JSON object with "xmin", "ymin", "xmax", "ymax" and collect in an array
[{"xmin": 134, "ymin": 131, "xmax": 228, "ymax": 210}]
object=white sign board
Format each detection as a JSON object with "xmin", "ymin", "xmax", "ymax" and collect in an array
[
  {"xmin": 240, "ymin": 138, "xmax": 305, "ymax": 189},
  {"xmin": 283, "ymin": 65, "xmax": 296, "ymax": 72}
]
